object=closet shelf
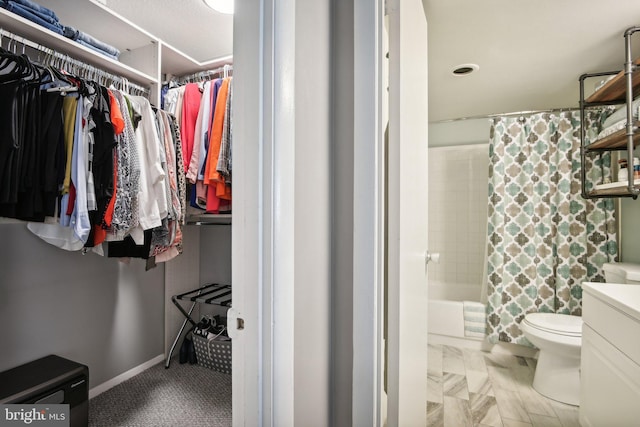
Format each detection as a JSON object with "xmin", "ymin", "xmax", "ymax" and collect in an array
[
  {"xmin": 161, "ymin": 42, "xmax": 232, "ymax": 77},
  {"xmin": 0, "ymin": 7, "xmax": 156, "ymax": 86},
  {"xmin": 3, "ymin": 0, "xmax": 234, "ymax": 105},
  {"xmin": 38, "ymin": 0, "xmax": 157, "ymax": 52},
  {"xmin": 186, "ymin": 214, "xmax": 232, "ymax": 226},
  {"xmin": 41, "ymin": 0, "xmax": 233, "ymax": 78}
]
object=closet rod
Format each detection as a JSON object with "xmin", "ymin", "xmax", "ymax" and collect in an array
[
  {"xmin": 175, "ymin": 63, "xmax": 233, "ymax": 84},
  {"xmin": 0, "ymin": 28, "xmax": 150, "ymax": 96}
]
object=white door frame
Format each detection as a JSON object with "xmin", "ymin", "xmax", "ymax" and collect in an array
[
  {"xmin": 384, "ymin": 0, "xmax": 430, "ymax": 425},
  {"xmin": 232, "ymin": 0, "xmax": 331, "ymax": 425},
  {"xmin": 232, "ymin": 0, "xmax": 427, "ymax": 425},
  {"xmin": 230, "ymin": 0, "xmax": 276, "ymax": 425}
]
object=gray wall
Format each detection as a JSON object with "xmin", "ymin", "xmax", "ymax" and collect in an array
[
  {"xmin": 621, "ymin": 199, "xmax": 640, "ymax": 264},
  {"xmin": 199, "ymin": 225, "xmax": 232, "ymax": 319},
  {"xmin": 330, "ymin": 0, "xmax": 354, "ymax": 424},
  {"xmin": 0, "ymin": 224, "xmax": 164, "ymax": 388},
  {"xmin": 199, "ymin": 226, "xmax": 232, "ymax": 284}
]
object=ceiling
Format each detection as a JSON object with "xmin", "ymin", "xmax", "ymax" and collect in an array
[
  {"xmin": 102, "ymin": 0, "xmax": 640, "ymax": 122},
  {"xmin": 103, "ymin": 0, "xmax": 233, "ymax": 63},
  {"xmin": 425, "ymin": 0, "xmax": 640, "ymax": 122}
]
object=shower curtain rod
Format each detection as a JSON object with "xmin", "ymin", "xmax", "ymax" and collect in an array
[
  {"xmin": 0, "ymin": 28, "xmax": 150, "ymax": 96},
  {"xmin": 432, "ymin": 107, "xmax": 580, "ymax": 123}
]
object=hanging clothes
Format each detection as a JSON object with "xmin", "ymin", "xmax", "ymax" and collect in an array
[
  {"xmin": 122, "ymin": 95, "xmax": 168, "ymax": 245},
  {"xmin": 163, "ymin": 69, "xmax": 233, "ymax": 215},
  {"xmin": 0, "ymin": 31, "xmax": 192, "ymax": 264},
  {"xmin": 217, "ymin": 78, "xmax": 233, "ymax": 184},
  {"xmin": 186, "ymin": 80, "xmax": 213, "ymax": 210},
  {"xmin": 0, "ymin": 53, "xmax": 186, "ymax": 261},
  {"xmin": 107, "ymin": 89, "xmax": 140, "ymax": 241},
  {"xmin": 180, "ymin": 83, "xmax": 202, "ymax": 173},
  {"xmin": 151, "ymin": 109, "xmax": 184, "ymax": 262},
  {"xmin": 203, "ymin": 77, "xmax": 232, "ymax": 213}
]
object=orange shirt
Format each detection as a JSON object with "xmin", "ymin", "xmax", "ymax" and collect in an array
[
  {"xmin": 204, "ymin": 78, "xmax": 232, "ymax": 201},
  {"xmin": 107, "ymin": 89, "xmax": 125, "ymax": 135}
]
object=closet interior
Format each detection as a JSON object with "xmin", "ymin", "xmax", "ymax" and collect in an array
[{"xmin": 0, "ymin": 0, "xmax": 234, "ymax": 424}]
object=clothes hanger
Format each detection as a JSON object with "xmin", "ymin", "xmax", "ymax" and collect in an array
[
  {"xmin": 0, "ymin": 33, "xmax": 23, "ymax": 76},
  {"xmin": 0, "ymin": 38, "xmax": 34, "ymax": 83},
  {"xmin": 39, "ymin": 50, "xmax": 78, "ymax": 95}
]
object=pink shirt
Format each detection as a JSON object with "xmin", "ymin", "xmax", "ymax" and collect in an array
[{"xmin": 180, "ymin": 83, "xmax": 202, "ymax": 173}]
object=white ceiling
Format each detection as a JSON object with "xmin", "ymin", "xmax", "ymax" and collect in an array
[
  {"xmin": 102, "ymin": 0, "xmax": 640, "ymax": 122},
  {"xmin": 425, "ymin": 0, "xmax": 640, "ymax": 122},
  {"xmin": 103, "ymin": 0, "xmax": 233, "ymax": 63}
]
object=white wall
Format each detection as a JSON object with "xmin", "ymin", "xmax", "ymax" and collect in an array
[
  {"xmin": 293, "ymin": 1, "xmax": 333, "ymax": 425},
  {"xmin": 428, "ymin": 144, "xmax": 489, "ymax": 290},
  {"xmin": 428, "ymin": 120, "xmax": 490, "ymax": 298},
  {"xmin": 429, "ymin": 118, "xmax": 489, "ymax": 147}
]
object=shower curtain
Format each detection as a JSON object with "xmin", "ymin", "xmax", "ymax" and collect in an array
[{"xmin": 485, "ymin": 110, "xmax": 617, "ymax": 345}]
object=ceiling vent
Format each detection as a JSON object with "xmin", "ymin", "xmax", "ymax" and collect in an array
[{"xmin": 452, "ymin": 63, "xmax": 479, "ymax": 76}]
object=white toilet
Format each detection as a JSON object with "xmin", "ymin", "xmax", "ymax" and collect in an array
[
  {"xmin": 521, "ymin": 312, "xmax": 582, "ymax": 405},
  {"xmin": 521, "ymin": 262, "xmax": 640, "ymax": 406},
  {"xmin": 601, "ymin": 262, "xmax": 640, "ymax": 285}
]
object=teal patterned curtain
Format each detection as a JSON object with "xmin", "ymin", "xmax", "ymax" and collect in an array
[{"xmin": 486, "ymin": 110, "xmax": 617, "ymax": 345}]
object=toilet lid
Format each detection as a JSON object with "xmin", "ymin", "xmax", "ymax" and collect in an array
[
  {"xmin": 523, "ymin": 313, "xmax": 582, "ymax": 337},
  {"xmin": 603, "ymin": 262, "xmax": 640, "ymax": 282}
]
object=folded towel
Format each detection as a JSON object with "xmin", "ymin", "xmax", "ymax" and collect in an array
[
  {"xmin": 602, "ymin": 97, "xmax": 640, "ymax": 128},
  {"xmin": 597, "ymin": 118, "xmax": 627, "ymax": 140},
  {"xmin": 463, "ymin": 300, "xmax": 487, "ymax": 338}
]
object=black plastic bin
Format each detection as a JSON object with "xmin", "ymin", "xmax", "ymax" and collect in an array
[{"xmin": 0, "ymin": 355, "xmax": 89, "ymax": 427}]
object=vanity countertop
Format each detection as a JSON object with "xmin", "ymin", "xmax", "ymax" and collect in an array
[{"xmin": 582, "ymin": 282, "xmax": 640, "ymax": 321}]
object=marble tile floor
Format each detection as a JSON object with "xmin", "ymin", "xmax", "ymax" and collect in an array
[{"xmin": 427, "ymin": 344, "xmax": 580, "ymax": 427}]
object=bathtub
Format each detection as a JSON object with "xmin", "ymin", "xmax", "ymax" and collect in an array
[
  {"xmin": 427, "ymin": 280, "xmax": 539, "ymax": 358},
  {"xmin": 428, "ymin": 280, "xmax": 487, "ymax": 348}
]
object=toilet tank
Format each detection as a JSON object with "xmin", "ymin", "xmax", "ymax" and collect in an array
[{"xmin": 603, "ymin": 262, "xmax": 640, "ymax": 284}]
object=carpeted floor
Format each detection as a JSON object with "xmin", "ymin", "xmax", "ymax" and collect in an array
[{"xmin": 89, "ymin": 361, "xmax": 231, "ymax": 427}]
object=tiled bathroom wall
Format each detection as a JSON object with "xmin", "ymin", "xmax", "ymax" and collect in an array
[{"xmin": 428, "ymin": 144, "xmax": 489, "ymax": 288}]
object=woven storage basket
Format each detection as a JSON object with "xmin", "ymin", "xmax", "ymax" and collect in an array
[{"xmin": 192, "ymin": 334, "xmax": 232, "ymax": 374}]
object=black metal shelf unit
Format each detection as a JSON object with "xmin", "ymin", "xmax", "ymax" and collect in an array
[{"xmin": 580, "ymin": 26, "xmax": 640, "ymax": 199}]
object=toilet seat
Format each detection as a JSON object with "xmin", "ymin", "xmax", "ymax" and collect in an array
[{"xmin": 522, "ymin": 313, "xmax": 582, "ymax": 337}]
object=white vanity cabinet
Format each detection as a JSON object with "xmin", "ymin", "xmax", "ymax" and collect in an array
[{"xmin": 580, "ymin": 282, "xmax": 640, "ymax": 427}]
